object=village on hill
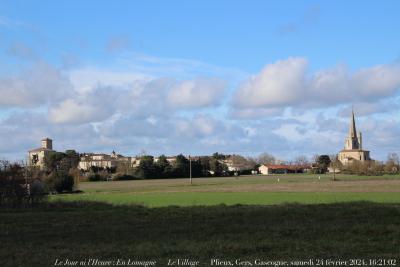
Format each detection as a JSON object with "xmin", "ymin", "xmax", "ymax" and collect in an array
[{"xmin": 20, "ymin": 110, "xmax": 398, "ymax": 190}]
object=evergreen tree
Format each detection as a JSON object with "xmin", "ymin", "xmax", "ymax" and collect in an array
[{"xmin": 136, "ymin": 155, "xmax": 157, "ymax": 179}]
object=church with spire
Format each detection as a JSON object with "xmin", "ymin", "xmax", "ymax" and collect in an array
[{"xmin": 338, "ymin": 110, "xmax": 371, "ymax": 165}]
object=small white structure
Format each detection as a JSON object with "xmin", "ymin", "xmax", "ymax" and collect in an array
[
  {"xmin": 258, "ymin": 164, "xmax": 271, "ymax": 175},
  {"xmin": 327, "ymin": 167, "xmax": 341, "ymax": 173}
]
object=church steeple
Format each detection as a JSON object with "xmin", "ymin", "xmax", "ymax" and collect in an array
[
  {"xmin": 344, "ymin": 109, "xmax": 360, "ymax": 150},
  {"xmin": 338, "ymin": 108, "xmax": 371, "ymax": 164},
  {"xmin": 349, "ymin": 109, "xmax": 357, "ymax": 138}
]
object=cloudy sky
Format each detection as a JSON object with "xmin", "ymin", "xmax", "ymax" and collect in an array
[{"xmin": 1, "ymin": 0, "xmax": 400, "ymax": 161}]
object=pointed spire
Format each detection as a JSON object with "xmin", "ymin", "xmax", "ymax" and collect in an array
[
  {"xmin": 349, "ymin": 108, "xmax": 357, "ymax": 138},
  {"xmin": 345, "ymin": 107, "xmax": 360, "ymax": 150}
]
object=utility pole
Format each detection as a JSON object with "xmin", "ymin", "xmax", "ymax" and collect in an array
[
  {"xmin": 332, "ymin": 160, "xmax": 336, "ymax": 181},
  {"xmin": 189, "ymin": 155, "xmax": 192, "ymax": 185}
]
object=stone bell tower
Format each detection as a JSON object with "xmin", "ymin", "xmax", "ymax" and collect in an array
[{"xmin": 41, "ymin": 138, "xmax": 53, "ymax": 150}]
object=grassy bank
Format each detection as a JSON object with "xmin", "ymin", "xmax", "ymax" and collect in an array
[
  {"xmin": 52, "ymin": 191, "xmax": 400, "ymax": 207},
  {"xmin": 1, "ymin": 202, "xmax": 399, "ymax": 267}
]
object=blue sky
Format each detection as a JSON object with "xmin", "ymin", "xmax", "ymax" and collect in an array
[{"xmin": 0, "ymin": 0, "xmax": 400, "ymax": 161}]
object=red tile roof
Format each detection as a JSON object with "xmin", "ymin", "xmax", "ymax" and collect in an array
[{"xmin": 262, "ymin": 164, "xmax": 311, "ymax": 170}]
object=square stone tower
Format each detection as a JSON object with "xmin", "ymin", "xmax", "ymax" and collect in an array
[
  {"xmin": 41, "ymin": 138, "xmax": 53, "ymax": 150},
  {"xmin": 28, "ymin": 138, "xmax": 54, "ymax": 168}
]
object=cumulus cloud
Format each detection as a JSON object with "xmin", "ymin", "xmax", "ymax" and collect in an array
[
  {"xmin": 310, "ymin": 63, "xmax": 400, "ymax": 104},
  {"xmin": 232, "ymin": 57, "xmax": 400, "ymax": 118},
  {"xmin": 174, "ymin": 114, "xmax": 224, "ymax": 138},
  {"xmin": 0, "ymin": 111, "xmax": 98, "ymax": 159},
  {"xmin": 167, "ymin": 77, "xmax": 227, "ymax": 108},
  {"xmin": 352, "ymin": 64, "xmax": 400, "ymax": 98},
  {"xmin": 49, "ymin": 83, "xmax": 135, "ymax": 124},
  {"xmin": 128, "ymin": 78, "xmax": 174, "ymax": 115},
  {"xmin": 0, "ymin": 62, "xmax": 73, "ymax": 108},
  {"xmin": 2, "ymin": 53, "xmax": 399, "ymax": 161},
  {"xmin": 337, "ymin": 100, "xmax": 400, "ymax": 117},
  {"xmin": 229, "ymin": 107, "xmax": 284, "ymax": 120},
  {"xmin": 233, "ymin": 57, "xmax": 307, "ymax": 109},
  {"xmin": 48, "ymin": 73, "xmax": 226, "ymax": 124},
  {"xmin": 49, "ymin": 99, "xmax": 110, "ymax": 124},
  {"xmin": 272, "ymin": 123, "xmax": 308, "ymax": 142}
]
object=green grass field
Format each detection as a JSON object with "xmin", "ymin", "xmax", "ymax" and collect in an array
[
  {"xmin": 2, "ymin": 174, "xmax": 400, "ymax": 266},
  {"xmin": 1, "ymin": 202, "xmax": 399, "ymax": 267},
  {"xmin": 52, "ymin": 173, "xmax": 400, "ymax": 207},
  {"xmin": 53, "ymin": 191, "xmax": 400, "ymax": 207}
]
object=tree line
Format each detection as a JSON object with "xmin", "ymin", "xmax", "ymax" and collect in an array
[
  {"xmin": 1, "ymin": 150, "xmax": 400, "ymax": 207},
  {"xmin": 89, "ymin": 153, "xmax": 232, "ymax": 181},
  {"xmin": 0, "ymin": 150, "xmax": 81, "ymax": 206}
]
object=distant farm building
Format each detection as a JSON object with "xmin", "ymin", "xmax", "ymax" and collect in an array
[{"xmin": 258, "ymin": 164, "xmax": 311, "ymax": 175}]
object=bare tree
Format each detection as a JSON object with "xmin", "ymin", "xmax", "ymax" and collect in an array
[
  {"xmin": 385, "ymin": 153, "xmax": 400, "ymax": 174},
  {"xmin": 229, "ymin": 155, "xmax": 253, "ymax": 169},
  {"xmin": 256, "ymin": 153, "xmax": 276, "ymax": 165},
  {"xmin": 388, "ymin": 153, "xmax": 400, "ymax": 166},
  {"xmin": 294, "ymin": 155, "xmax": 309, "ymax": 165},
  {"xmin": 329, "ymin": 154, "xmax": 341, "ymax": 181},
  {"xmin": 312, "ymin": 154, "xmax": 320, "ymax": 164}
]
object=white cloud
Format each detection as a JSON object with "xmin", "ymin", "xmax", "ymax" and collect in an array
[
  {"xmin": 1, "ymin": 52, "xmax": 399, "ymax": 161},
  {"xmin": 49, "ymin": 74, "xmax": 227, "ymax": 124},
  {"xmin": 229, "ymin": 107, "xmax": 284, "ymax": 120},
  {"xmin": 233, "ymin": 57, "xmax": 307, "ymax": 108},
  {"xmin": 68, "ymin": 67, "xmax": 150, "ymax": 93},
  {"xmin": 48, "ymin": 85, "xmax": 131, "ymax": 124},
  {"xmin": 337, "ymin": 100, "xmax": 400, "ymax": 117},
  {"xmin": 49, "ymin": 99, "xmax": 107, "ymax": 124},
  {"xmin": 272, "ymin": 123, "xmax": 307, "ymax": 142},
  {"xmin": 174, "ymin": 115, "xmax": 222, "ymax": 138},
  {"xmin": 310, "ymin": 63, "xmax": 400, "ymax": 104},
  {"xmin": 232, "ymin": 57, "xmax": 400, "ymax": 118},
  {"xmin": 352, "ymin": 64, "xmax": 400, "ymax": 98},
  {"xmin": 167, "ymin": 78, "xmax": 226, "ymax": 108},
  {"xmin": 0, "ymin": 62, "xmax": 73, "ymax": 108}
]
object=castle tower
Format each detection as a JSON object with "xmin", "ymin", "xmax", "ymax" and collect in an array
[{"xmin": 41, "ymin": 138, "xmax": 53, "ymax": 150}]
